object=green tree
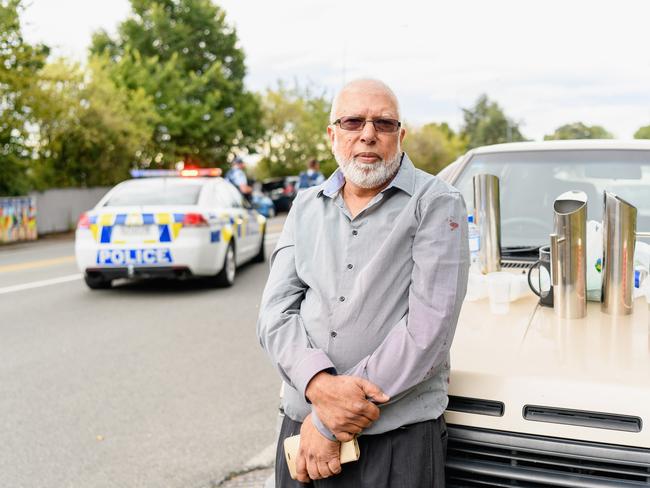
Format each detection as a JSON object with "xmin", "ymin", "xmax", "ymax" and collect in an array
[
  {"xmin": 461, "ymin": 94, "xmax": 525, "ymax": 149},
  {"xmin": 91, "ymin": 0, "xmax": 262, "ymax": 167},
  {"xmin": 32, "ymin": 57, "xmax": 156, "ymax": 188},
  {"xmin": 544, "ymin": 122, "xmax": 613, "ymax": 140},
  {"xmin": 403, "ymin": 122, "xmax": 466, "ymax": 175},
  {"xmin": 0, "ymin": 0, "xmax": 48, "ymax": 195},
  {"xmin": 633, "ymin": 125, "xmax": 650, "ymax": 139},
  {"xmin": 256, "ymin": 81, "xmax": 333, "ymax": 179}
]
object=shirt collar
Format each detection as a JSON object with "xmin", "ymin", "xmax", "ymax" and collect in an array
[
  {"xmin": 383, "ymin": 152, "xmax": 416, "ymax": 196},
  {"xmin": 318, "ymin": 152, "xmax": 416, "ymax": 199},
  {"xmin": 320, "ymin": 169, "xmax": 346, "ymax": 198}
]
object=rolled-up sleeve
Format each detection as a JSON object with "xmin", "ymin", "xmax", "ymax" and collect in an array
[
  {"xmin": 257, "ymin": 207, "xmax": 336, "ymax": 399},
  {"xmin": 344, "ymin": 191, "xmax": 470, "ymax": 398}
]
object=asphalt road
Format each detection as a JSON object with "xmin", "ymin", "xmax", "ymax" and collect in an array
[{"xmin": 0, "ymin": 217, "xmax": 286, "ymax": 488}]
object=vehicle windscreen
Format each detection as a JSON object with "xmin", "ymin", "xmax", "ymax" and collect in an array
[
  {"xmin": 104, "ymin": 180, "xmax": 202, "ymax": 206},
  {"xmin": 453, "ymin": 150, "xmax": 650, "ymax": 249}
]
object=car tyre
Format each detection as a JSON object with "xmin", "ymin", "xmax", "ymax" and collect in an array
[
  {"xmin": 252, "ymin": 228, "xmax": 266, "ymax": 263},
  {"xmin": 212, "ymin": 242, "xmax": 236, "ymax": 287},
  {"xmin": 84, "ymin": 273, "xmax": 112, "ymax": 290}
]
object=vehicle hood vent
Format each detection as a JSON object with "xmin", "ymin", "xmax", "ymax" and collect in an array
[
  {"xmin": 524, "ymin": 405, "xmax": 642, "ymax": 433},
  {"xmin": 501, "ymin": 259, "xmax": 534, "ymax": 270},
  {"xmin": 448, "ymin": 396, "xmax": 504, "ymax": 417}
]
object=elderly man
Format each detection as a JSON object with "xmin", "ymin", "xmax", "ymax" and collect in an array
[{"xmin": 257, "ymin": 79, "xmax": 469, "ymax": 487}]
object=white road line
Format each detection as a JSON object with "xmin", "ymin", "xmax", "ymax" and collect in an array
[{"xmin": 0, "ymin": 273, "xmax": 82, "ymax": 295}]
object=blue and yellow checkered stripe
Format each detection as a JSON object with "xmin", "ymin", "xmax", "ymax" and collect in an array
[
  {"xmin": 88, "ymin": 213, "xmax": 185, "ymax": 244},
  {"xmin": 87, "ymin": 212, "xmax": 264, "ymax": 244}
]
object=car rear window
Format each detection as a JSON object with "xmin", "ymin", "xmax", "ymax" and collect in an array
[{"xmin": 104, "ymin": 180, "xmax": 203, "ymax": 206}]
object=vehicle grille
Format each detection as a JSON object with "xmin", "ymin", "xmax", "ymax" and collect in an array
[{"xmin": 446, "ymin": 425, "xmax": 650, "ymax": 487}]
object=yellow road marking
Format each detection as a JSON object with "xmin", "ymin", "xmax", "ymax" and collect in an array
[{"xmin": 0, "ymin": 255, "xmax": 76, "ymax": 273}]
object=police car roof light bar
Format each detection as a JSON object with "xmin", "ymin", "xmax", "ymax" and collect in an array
[
  {"xmin": 130, "ymin": 169, "xmax": 178, "ymax": 178},
  {"xmin": 130, "ymin": 168, "xmax": 222, "ymax": 178}
]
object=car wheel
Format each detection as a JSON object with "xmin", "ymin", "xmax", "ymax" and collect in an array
[
  {"xmin": 212, "ymin": 242, "xmax": 236, "ymax": 287},
  {"xmin": 252, "ymin": 228, "xmax": 266, "ymax": 263},
  {"xmin": 84, "ymin": 273, "xmax": 112, "ymax": 290}
]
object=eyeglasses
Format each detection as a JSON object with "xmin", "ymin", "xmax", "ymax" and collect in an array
[{"xmin": 332, "ymin": 116, "xmax": 401, "ymax": 133}]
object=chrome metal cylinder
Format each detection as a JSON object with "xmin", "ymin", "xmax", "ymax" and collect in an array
[
  {"xmin": 472, "ymin": 174, "xmax": 501, "ymax": 274},
  {"xmin": 551, "ymin": 191, "xmax": 587, "ymax": 319},
  {"xmin": 602, "ymin": 192, "xmax": 637, "ymax": 315}
]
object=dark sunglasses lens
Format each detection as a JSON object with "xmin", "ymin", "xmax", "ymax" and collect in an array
[
  {"xmin": 374, "ymin": 119, "xmax": 399, "ymax": 132},
  {"xmin": 339, "ymin": 117, "xmax": 365, "ymax": 130}
]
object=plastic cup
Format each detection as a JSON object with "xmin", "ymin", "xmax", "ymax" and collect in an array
[
  {"xmin": 487, "ymin": 272, "xmax": 512, "ymax": 315},
  {"xmin": 465, "ymin": 272, "xmax": 488, "ymax": 301}
]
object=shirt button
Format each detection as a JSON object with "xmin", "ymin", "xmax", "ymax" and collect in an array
[
  {"xmin": 347, "ymin": 264, "xmax": 353, "ymax": 269},
  {"xmin": 352, "ymin": 229, "xmax": 358, "ymax": 236},
  {"xmin": 339, "ymin": 296, "xmax": 345, "ymax": 302},
  {"xmin": 330, "ymin": 331, "xmax": 337, "ymax": 338}
]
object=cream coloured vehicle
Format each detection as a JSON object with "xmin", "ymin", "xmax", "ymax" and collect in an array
[{"xmin": 440, "ymin": 140, "xmax": 650, "ymax": 487}]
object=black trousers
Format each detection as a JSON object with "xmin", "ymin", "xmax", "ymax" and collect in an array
[{"xmin": 275, "ymin": 415, "xmax": 448, "ymax": 487}]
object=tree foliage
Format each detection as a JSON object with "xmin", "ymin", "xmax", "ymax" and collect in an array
[
  {"xmin": 256, "ymin": 81, "xmax": 333, "ymax": 179},
  {"xmin": 31, "ymin": 57, "xmax": 156, "ymax": 188},
  {"xmin": 633, "ymin": 125, "xmax": 650, "ymax": 139},
  {"xmin": 0, "ymin": 0, "xmax": 48, "ymax": 195},
  {"xmin": 544, "ymin": 122, "xmax": 613, "ymax": 140},
  {"xmin": 403, "ymin": 122, "xmax": 466, "ymax": 175},
  {"xmin": 90, "ymin": 0, "xmax": 262, "ymax": 167},
  {"xmin": 461, "ymin": 94, "xmax": 525, "ymax": 149}
]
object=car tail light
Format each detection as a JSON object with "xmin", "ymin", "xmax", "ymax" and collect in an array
[
  {"xmin": 284, "ymin": 184, "xmax": 294, "ymax": 195},
  {"xmin": 77, "ymin": 212, "xmax": 90, "ymax": 229},
  {"xmin": 182, "ymin": 212, "xmax": 208, "ymax": 227}
]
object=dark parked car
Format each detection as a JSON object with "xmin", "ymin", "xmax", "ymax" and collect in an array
[{"xmin": 261, "ymin": 176, "xmax": 299, "ymax": 213}]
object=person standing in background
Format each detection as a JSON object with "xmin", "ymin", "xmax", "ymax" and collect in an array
[
  {"xmin": 225, "ymin": 156, "xmax": 253, "ymax": 201},
  {"xmin": 298, "ymin": 159, "xmax": 326, "ymax": 189}
]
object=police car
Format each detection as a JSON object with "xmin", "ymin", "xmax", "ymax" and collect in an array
[{"xmin": 75, "ymin": 168, "xmax": 266, "ymax": 289}]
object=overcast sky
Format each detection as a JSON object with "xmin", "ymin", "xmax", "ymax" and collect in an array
[{"xmin": 20, "ymin": 0, "xmax": 650, "ymax": 140}]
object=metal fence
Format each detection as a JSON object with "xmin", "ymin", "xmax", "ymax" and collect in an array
[{"xmin": 29, "ymin": 187, "xmax": 111, "ymax": 235}]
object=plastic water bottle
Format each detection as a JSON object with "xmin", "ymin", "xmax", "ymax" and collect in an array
[{"xmin": 468, "ymin": 215, "xmax": 480, "ymax": 270}]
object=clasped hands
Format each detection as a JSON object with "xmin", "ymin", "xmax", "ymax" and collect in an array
[{"xmin": 294, "ymin": 372, "xmax": 389, "ymax": 483}]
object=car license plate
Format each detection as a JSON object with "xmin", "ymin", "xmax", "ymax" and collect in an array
[
  {"xmin": 96, "ymin": 248, "xmax": 173, "ymax": 265},
  {"xmin": 113, "ymin": 225, "xmax": 158, "ymax": 241}
]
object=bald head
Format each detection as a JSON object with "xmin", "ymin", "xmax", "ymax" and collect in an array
[{"xmin": 329, "ymin": 79, "xmax": 401, "ymax": 123}]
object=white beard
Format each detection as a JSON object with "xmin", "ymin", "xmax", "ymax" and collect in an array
[{"xmin": 334, "ymin": 145, "xmax": 402, "ymax": 189}]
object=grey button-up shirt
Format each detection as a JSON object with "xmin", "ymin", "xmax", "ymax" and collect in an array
[{"xmin": 257, "ymin": 153, "xmax": 469, "ymax": 436}]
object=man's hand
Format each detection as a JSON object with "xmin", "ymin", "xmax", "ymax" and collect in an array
[
  {"xmin": 295, "ymin": 414, "xmax": 341, "ymax": 483},
  {"xmin": 305, "ymin": 372, "xmax": 389, "ymax": 442}
]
